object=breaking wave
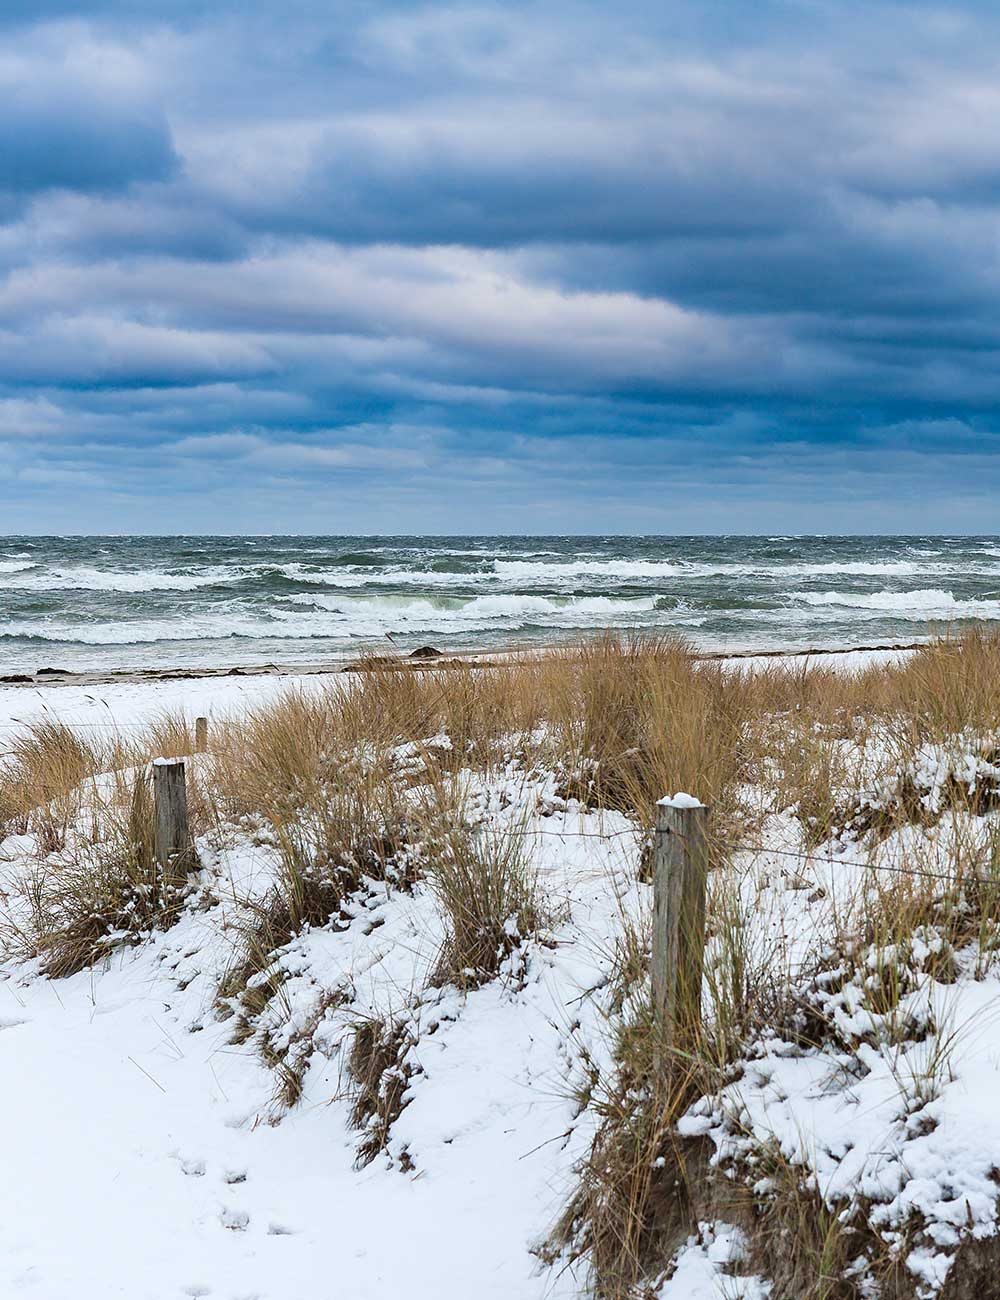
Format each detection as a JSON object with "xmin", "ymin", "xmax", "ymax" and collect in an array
[
  {"xmin": 790, "ymin": 588, "xmax": 1000, "ymax": 616},
  {"xmin": 2, "ymin": 534, "xmax": 1000, "ymax": 671},
  {"xmin": 0, "ymin": 565, "xmax": 242, "ymax": 593}
]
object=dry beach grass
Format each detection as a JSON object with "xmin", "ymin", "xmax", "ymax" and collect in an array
[{"xmin": 3, "ymin": 631, "xmax": 1000, "ymax": 1296}]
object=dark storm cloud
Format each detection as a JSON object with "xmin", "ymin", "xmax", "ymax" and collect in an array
[
  {"xmin": 0, "ymin": 28, "xmax": 177, "ymax": 207},
  {"xmin": 3, "ymin": 1, "xmax": 1000, "ymax": 530},
  {"xmin": 0, "ymin": 95, "xmax": 174, "ymax": 198}
]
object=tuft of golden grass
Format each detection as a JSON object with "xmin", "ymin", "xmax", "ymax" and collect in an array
[
  {"xmin": 217, "ymin": 743, "xmax": 411, "ymax": 1046},
  {"xmin": 143, "ymin": 710, "xmax": 200, "ymax": 761},
  {"xmin": 426, "ymin": 813, "xmax": 545, "ymax": 987},
  {"xmin": 879, "ymin": 627, "xmax": 1000, "ymax": 741},
  {"xmin": 209, "ymin": 689, "xmax": 338, "ymax": 823},
  {"xmin": 539, "ymin": 635, "xmax": 750, "ymax": 863},
  {"xmin": 16, "ymin": 770, "xmax": 182, "ymax": 977},
  {"xmin": 0, "ymin": 720, "xmax": 100, "ymax": 850}
]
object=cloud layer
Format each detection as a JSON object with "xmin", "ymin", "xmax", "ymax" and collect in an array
[{"xmin": 3, "ymin": 1, "xmax": 1000, "ymax": 532}]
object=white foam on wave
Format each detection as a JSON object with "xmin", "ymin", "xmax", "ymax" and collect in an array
[
  {"xmin": 782, "ymin": 588, "xmax": 1000, "ymax": 619},
  {"xmin": 288, "ymin": 557, "xmax": 727, "ymax": 585},
  {"xmin": 486, "ymin": 558, "xmax": 981, "ymax": 582},
  {"xmin": 0, "ymin": 565, "xmax": 240, "ymax": 593},
  {"xmin": 280, "ymin": 564, "xmax": 493, "ymax": 589},
  {"xmin": 7, "ymin": 554, "xmax": 988, "ymax": 600},
  {"xmin": 7, "ymin": 582, "xmax": 996, "ymax": 650},
  {"xmin": 494, "ymin": 559, "xmax": 687, "ymax": 580},
  {"xmin": 284, "ymin": 591, "xmax": 658, "ymax": 617},
  {"xmin": 776, "ymin": 561, "xmax": 959, "ymax": 577},
  {"xmin": 0, "ymin": 592, "xmax": 670, "ymax": 645}
]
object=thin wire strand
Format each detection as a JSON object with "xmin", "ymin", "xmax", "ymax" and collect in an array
[
  {"xmin": 737, "ymin": 841, "xmax": 1000, "ymax": 889},
  {"xmin": 0, "ymin": 721, "xmax": 174, "ymax": 729},
  {"xmin": 518, "ymin": 823, "xmax": 1000, "ymax": 890},
  {"xmin": 426, "ymin": 818, "xmax": 1000, "ymax": 892}
]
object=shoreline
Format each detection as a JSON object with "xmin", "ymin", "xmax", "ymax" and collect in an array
[{"xmin": 0, "ymin": 638, "xmax": 930, "ymax": 690}]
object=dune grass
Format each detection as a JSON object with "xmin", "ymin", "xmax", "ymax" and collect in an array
[{"xmin": 5, "ymin": 631, "xmax": 1000, "ymax": 1293}]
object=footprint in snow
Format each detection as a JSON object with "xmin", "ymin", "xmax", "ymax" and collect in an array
[{"xmin": 220, "ymin": 1207, "xmax": 250, "ymax": 1232}]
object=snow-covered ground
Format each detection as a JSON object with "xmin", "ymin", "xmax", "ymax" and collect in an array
[
  {"xmin": 0, "ymin": 749, "xmax": 645, "ymax": 1300},
  {"xmin": 1, "ymin": 653, "xmax": 997, "ymax": 1300},
  {"xmin": 683, "ymin": 801, "xmax": 1000, "ymax": 1295},
  {"xmin": 0, "ymin": 671, "xmax": 327, "ymax": 743}
]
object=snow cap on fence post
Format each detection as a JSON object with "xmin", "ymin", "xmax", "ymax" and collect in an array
[{"xmin": 657, "ymin": 792, "xmax": 707, "ymax": 810}]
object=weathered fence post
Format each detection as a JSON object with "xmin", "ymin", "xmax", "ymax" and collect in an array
[
  {"xmin": 195, "ymin": 716, "xmax": 208, "ymax": 753},
  {"xmin": 153, "ymin": 757, "xmax": 191, "ymax": 884},
  {"xmin": 652, "ymin": 794, "xmax": 710, "ymax": 1053}
]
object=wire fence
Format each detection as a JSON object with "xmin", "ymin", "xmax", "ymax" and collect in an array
[
  {"xmin": 2, "ymin": 711, "xmax": 999, "ymax": 889},
  {"xmin": 470, "ymin": 814, "xmax": 999, "ymax": 885},
  {"xmin": 0, "ymin": 762, "xmax": 993, "ymax": 884},
  {"xmin": 727, "ymin": 840, "xmax": 1000, "ymax": 890},
  {"xmin": 492, "ymin": 818, "xmax": 1000, "ymax": 896},
  {"xmin": 396, "ymin": 814, "xmax": 1000, "ymax": 891}
]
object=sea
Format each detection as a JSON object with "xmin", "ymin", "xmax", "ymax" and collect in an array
[{"xmin": 1, "ymin": 535, "xmax": 999, "ymax": 675}]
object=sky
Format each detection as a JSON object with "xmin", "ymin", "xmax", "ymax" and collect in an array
[{"xmin": 3, "ymin": 0, "xmax": 1000, "ymax": 534}]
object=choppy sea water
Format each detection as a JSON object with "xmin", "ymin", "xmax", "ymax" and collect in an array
[{"xmin": 1, "ymin": 535, "xmax": 998, "ymax": 674}]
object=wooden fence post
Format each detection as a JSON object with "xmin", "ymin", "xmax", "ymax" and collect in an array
[
  {"xmin": 651, "ymin": 794, "xmax": 710, "ymax": 1053},
  {"xmin": 153, "ymin": 757, "xmax": 191, "ymax": 884},
  {"xmin": 195, "ymin": 716, "xmax": 208, "ymax": 753}
]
